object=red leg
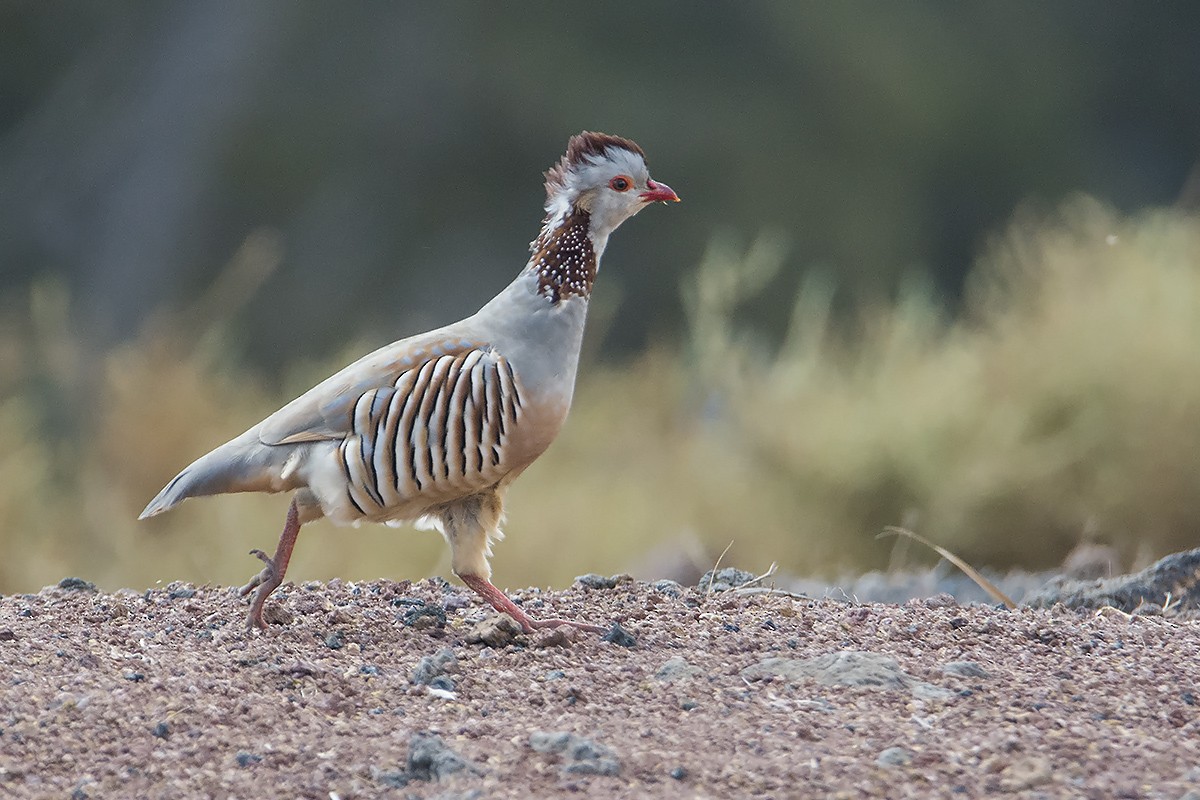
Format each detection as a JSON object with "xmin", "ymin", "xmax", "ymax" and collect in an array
[
  {"xmin": 458, "ymin": 573, "xmax": 604, "ymax": 634},
  {"xmin": 238, "ymin": 499, "xmax": 301, "ymax": 630}
]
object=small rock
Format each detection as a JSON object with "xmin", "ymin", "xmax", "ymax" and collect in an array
[
  {"xmin": 168, "ymin": 587, "xmax": 196, "ymax": 599},
  {"xmin": 923, "ymin": 593, "xmax": 957, "ymax": 608},
  {"xmin": 743, "ymin": 651, "xmax": 910, "ymax": 689},
  {"xmin": 402, "ymin": 600, "xmax": 447, "ymax": 629},
  {"xmin": 534, "ymin": 627, "xmax": 577, "ymax": 648},
  {"xmin": 602, "ymin": 622, "xmax": 636, "ymax": 648},
  {"xmin": 443, "ymin": 594, "xmax": 472, "ymax": 611},
  {"xmin": 235, "ymin": 752, "xmax": 262, "ymax": 767},
  {"xmin": 655, "ymin": 657, "xmax": 703, "ymax": 683},
  {"xmin": 876, "ymin": 747, "xmax": 913, "ymax": 767},
  {"xmin": 407, "ymin": 732, "xmax": 479, "ymax": 781},
  {"xmin": 912, "ymin": 683, "xmax": 958, "ymax": 701},
  {"xmin": 942, "ymin": 661, "xmax": 991, "ymax": 679},
  {"xmin": 680, "ymin": 701, "xmax": 699, "ymax": 711},
  {"xmin": 123, "ymin": 672, "xmax": 145, "ymax": 682},
  {"xmin": 653, "ymin": 579, "xmax": 683, "ymax": 598},
  {"xmin": 998, "ymin": 756, "xmax": 1053, "ymax": 791},
  {"xmin": 263, "ymin": 604, "xmax": 294, "ymax": 626},
  {"xmin": 151, "ymin": 722, "xmax": 169, "ymax": 739},
  {"xmin": 797, "ymin": 698, "xmax": 836, "ymax": 713},
  {"xmin": 428, "ymin": 675, "xmax": 455, "ymax": 692},
  {"xmin": 697, "ymin": 567, "xmax": 756, "ymax": 593},
  {"xmin": 742, "ymin": 650, "xmax": 953, "ymax": 699},
  {"xmin": 671, "ymin": 766, "xmax": 688, "ymax": 780},
  {"xmin": 575, "ymin": 573, "xmax": 618, "ymax": 590},
  {"xmin": 282, "ymin": 660, "xmax": 321, "ymax": 677},
  {"xmin": 564, "ymin": 758, "xmax": 621, "ymax": 776},
  {"xmin": 0, "ymin": 629, "xmax": 16, "ymax": 642},
  {"xmin": 466, "ymin": 614, "xmax": 524, "ymax": 648},
  {"xmin": 324, "ymin": 631, "xmax": 345, "ymax": 650},
  {"xmin": 374, "ymin": 769, "xmax": 408, "ymax": 788},
  {"xmin": 57, "ymin": 577, "xmax": 97, "ymax": 593},
  {"xmin": 410, "ymin": 648, "xmax": 457, "ymax": 686},
  {"xmin": 529, "ymin": 731, "xmax": 574, "ymax": 754},
  {"xmin": 529, "ymin": 731, "xmax": 621, "ymax": 777}
]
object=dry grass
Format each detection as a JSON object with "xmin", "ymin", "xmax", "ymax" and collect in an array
[{"xmin": 2, "ymin": 198, "xmax": 1199, "ymax": 594}]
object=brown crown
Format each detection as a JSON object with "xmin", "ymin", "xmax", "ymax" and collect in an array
[{"xmin": 544, "ymin": 131, "xmax": 645, "ymax": 199}]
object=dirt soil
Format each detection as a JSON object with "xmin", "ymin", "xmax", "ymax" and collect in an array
[{"xmin": 1, "ymin": 574, "xmax": 1198, "ymax": 799}]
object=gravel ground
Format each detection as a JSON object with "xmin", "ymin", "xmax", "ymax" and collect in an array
[{"xmin": 1, "ymin": 572, "xmax": 1198, "ymax": 799}]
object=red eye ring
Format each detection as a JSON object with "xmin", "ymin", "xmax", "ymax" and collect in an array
[{"xmin": 609, "ymin": 175, "xmax": 631, "ymax": 192}]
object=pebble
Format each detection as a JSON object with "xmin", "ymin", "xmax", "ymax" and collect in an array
[
  {"xmin": 654, "ymin": 657, "xmax": 703, "ymax": 682},
  {"xmin": 876, "ymin": 747, "xmax": 913, "ymax": 767},
  {"xmin": 529, "ymin": 731, "xmax": 621, "ymax": 777},
  {"xmin": 235, "ymin": 752, "xmax": 262, "ymax": 768},
  {"xmin": 697, "ymin": 567, "xmax": 756, "ymax": 593},
  {"xmin": 263, "ymin": 604, "xmax": 294, "ymax": 626},
  {"xmin": 942, "ymin": 661, "xmax": 991, "ymax": 679},
  {"xmin": 466, "ymin": 615, "xmax": 523, "ymax": 648},
  {"xmin": 57, "ymin": 578, "xmax": 96, "ymax": 593},
  {"xmin": 998, "ymin": 756, "xmax": 1052, "ymax": 791},
  {"xmin": 410, "ymin": 648, "xmax": 457, "ymax": 686},
  {"xmin": 653, "ymin": 579, "xmax": 684, "ymax": 598},
  {"xmin": 923, "ymin": 592, "xmax": 958, "ymax": 608},
  {"xmin": 602, "ymin": 622, "xmax": 636, "ymax": 648},
  {"xmin": 742, "ymin": 650, "xmax": 954, "ymax": 699},
  {"xmin": 406, "ymin": 732, "xmax": 480, "ymax": 781},
  {"xmin": 575, "ymin": 574, "xmax": 619, "ymax": 590},
  {"xmin": 400, "ymin": 600, "xmax": 447, "ymax": 629}
]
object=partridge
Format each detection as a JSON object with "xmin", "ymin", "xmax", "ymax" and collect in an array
[{"xmin": 140, "ymin": 131, "xmax": 679, "ymax": 632}]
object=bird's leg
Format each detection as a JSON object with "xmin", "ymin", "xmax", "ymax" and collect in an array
[
  {"xmin": 446, "ymin": 493, "xmax": 604, "ymax": 634},
  {"xmin": 458, "ymin": 573, "xmax": 604, "ymax": 634},
  {"xmin": 238, "ymin": 498, "xmax": 302, "ymax": 630}
]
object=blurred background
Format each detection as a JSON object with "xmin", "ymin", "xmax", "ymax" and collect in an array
[{"xmin": 2, "ymin": 1, "xmax": 1200, "ymax": 595}]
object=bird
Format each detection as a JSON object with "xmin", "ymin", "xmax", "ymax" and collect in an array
[{"xmin": 139, "ymin": 131, "xmax": 680, "ymax": 633}]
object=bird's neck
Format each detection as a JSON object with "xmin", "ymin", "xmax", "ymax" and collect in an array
[{"xmin": 525, "ymin": 204, "xmax": 603, "ymax": 304}]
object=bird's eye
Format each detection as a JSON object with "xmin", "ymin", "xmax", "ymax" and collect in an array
[{"xmin": 609, "ymin": 175, "xmax": 631, "ymax": 192}]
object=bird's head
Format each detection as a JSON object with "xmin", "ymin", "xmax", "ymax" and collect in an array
[{"xmin": 543, "ymin": 131, "xmax": 679, "ymax": 244}]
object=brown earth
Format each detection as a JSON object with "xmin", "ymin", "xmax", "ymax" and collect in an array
[{"xmin": 1, "ymin": 574, "xmax": 1198, "ymax": 799}]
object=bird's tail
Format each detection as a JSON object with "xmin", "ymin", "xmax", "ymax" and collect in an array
[
  {"xmin": 139, "ymin": 454, "xmax": 224, "ymax": 520},
  {"xmin": 138, "ymin": 431, "xmax": 277, "ymax": 519}
]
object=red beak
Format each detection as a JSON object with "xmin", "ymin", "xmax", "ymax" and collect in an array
[{"xmin": 640, "ymin": 178, "xmax": 680, "ymax": 204}]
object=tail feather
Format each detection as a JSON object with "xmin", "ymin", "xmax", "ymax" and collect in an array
[
  {"xmin": 139, "ymin": 469, "xmax": 192, "ymax": 519},
  {"xmin": 139, "ymin": 456, "xmax": 226, "ymax": 519},
  {"xmin": 138, "ymin": 431, "xmax": 283, "ymax": 519}
]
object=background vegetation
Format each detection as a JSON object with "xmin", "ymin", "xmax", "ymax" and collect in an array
[{"xmin": 1, "ymin": 3, "xmax": 1199, "ymax": 593}]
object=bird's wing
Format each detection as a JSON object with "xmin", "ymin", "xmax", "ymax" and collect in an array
[{"xmin": 257, "ymin": 334, "xmax": 487, "ymax": 447}]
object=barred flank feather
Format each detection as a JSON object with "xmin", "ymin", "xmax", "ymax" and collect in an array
[{"xmin": 337, "ymin": 350, "xmax": 522, "ymax": 517}]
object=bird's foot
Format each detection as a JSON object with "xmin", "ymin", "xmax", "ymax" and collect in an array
[
  {"xmin": 239, "ymin": 548, "xmax": 282, "ymax": 630},
  {"xmin": 458, "ymin": 573, "xmax": 604, "ymax": 635}
]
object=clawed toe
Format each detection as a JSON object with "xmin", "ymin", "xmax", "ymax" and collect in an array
[
  {"xmin": 238, "ymin": 549, "xmax": 277, "ymax": 598},
  {"xmin": 240, "ymin": 548, "xmax": 286, "ymax": 630}
]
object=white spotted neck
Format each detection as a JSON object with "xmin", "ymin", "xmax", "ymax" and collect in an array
[{"xmin": 526, "ymin": 206, "xmax": 599, "ymax": 304}]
